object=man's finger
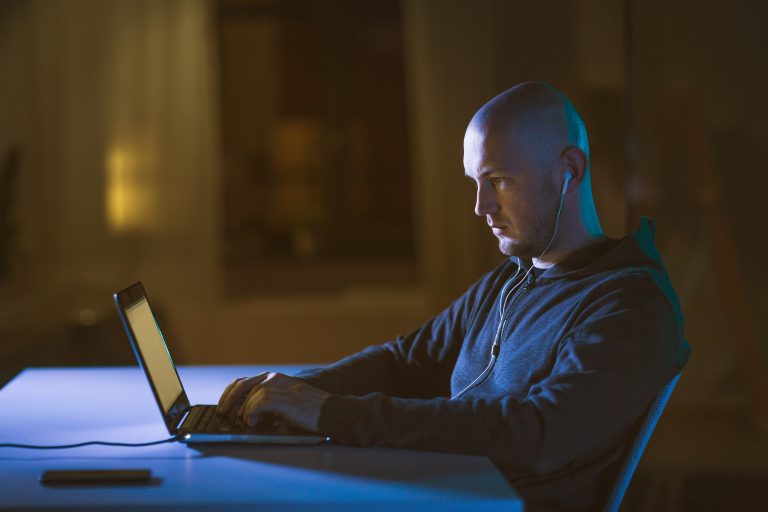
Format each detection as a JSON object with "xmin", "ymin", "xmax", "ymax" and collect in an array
[
  {"xmin": 216, "ymin": 378, "xmax": 244, "ymax": 413},
  {"xmin": 218, "ymin": 373, "xmax": 269, "ymax": 414},
  {"xmin": 242, "ymin": 386, "xmax": 270, "ymax": 427}
]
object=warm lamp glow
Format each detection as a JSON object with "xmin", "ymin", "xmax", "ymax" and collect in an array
[{"xmin": 105, "ymin": 145, "xmax": 154, "ymax": 232}]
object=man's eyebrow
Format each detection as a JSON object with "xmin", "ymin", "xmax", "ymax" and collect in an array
[{"xmin": 465, "ymin": 168, "xmax": 510, "ymax": 178}]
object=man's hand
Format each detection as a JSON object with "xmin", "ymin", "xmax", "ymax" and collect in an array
[{"xmin": 216, "ymin": 372, "xmax": 330, "ymax": 432}]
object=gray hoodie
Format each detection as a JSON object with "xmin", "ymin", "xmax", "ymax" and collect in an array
[{"xmin": 299, "ymin": 217, "xmax": 690, "ymax": 511}]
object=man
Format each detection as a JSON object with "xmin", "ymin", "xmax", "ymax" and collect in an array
[{"xmin": 218, "ymin": 82, "xmax": 690, "ymax": 511}]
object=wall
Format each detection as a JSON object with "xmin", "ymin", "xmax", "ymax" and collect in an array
[{"xmin": 0, "ymin": 0, "xmax": 221, "ymax": 367}]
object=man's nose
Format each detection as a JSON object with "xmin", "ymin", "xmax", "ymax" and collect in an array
[{"xmin": 474, "ymin": 182, "xmax": 499, "ymax": 217}]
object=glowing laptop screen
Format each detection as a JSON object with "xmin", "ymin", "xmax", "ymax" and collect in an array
[{"xmin": 125, "ymin": 298, "xmax": 183, "ymax": 412}]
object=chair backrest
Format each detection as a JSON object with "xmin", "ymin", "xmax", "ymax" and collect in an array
[{"xmin": 603, "ymin": 372, "xmax": 682, "ymax": 512}]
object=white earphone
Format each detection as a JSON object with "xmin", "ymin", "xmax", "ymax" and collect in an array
[{"xmin": 562, "ymin": 171, "xmax": 573, "ymax": 195}]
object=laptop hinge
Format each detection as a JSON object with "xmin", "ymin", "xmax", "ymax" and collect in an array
[{"xmin": 176, "ymin": 407, "xmax": 193, "ymax": 431}]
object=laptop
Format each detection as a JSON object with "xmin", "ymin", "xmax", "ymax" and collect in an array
[{"xmin": 114, "ymin": 281, "xmax": 330, "ymax": 445}]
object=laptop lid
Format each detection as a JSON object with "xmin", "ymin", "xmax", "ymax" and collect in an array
[{"xmin": 114, "ymin": 281, "xmax": 190, "ymax": 435}]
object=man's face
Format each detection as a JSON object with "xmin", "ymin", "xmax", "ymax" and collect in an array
[{"xmin": 463, "ymin": 123, "xmax": 561, "ymax": 258}]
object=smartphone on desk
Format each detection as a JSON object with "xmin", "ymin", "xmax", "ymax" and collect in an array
[{"xmin": 40, "ymin": 469, "xmax": 153, "ymax": 485}]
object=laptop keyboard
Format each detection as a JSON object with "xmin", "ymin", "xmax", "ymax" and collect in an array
[
  {"xmin": 185, "ymin": 405, "xmax": 250, "ymax": 433},
  {"xmin": 182, "ymin": 406, "xmax": 312, "ymax": 436}
]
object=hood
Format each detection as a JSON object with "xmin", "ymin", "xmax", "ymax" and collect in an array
[
  {"xmin": 536, "ymin": 216, "xmax": 685, "ymax": 337},
  {"xmin": 540, "ymin": 217, "xmax": 667, "ymax": 280}
]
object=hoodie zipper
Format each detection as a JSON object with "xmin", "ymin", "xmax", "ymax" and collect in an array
[
  {"xmin": 496, "ymin": 272, "xmax": 536, "ymax": 355},
  {"xmin": 451, "ymin": 272, "xmax": 537, "ymax": 399}
]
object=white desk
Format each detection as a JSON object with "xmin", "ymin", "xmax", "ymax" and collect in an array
[{"xmin": 0, "ymin": 366, "xmax": 522, "ymax": 511}]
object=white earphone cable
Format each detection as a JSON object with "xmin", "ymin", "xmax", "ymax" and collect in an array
[{"xmin": 450, "ymin": 173, "xmax": 571, "ymax": 400}]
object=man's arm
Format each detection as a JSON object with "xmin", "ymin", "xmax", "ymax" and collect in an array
[
  {"xmin": 312, "ymin": 278, "xmax": 689, "ymax": 475},
  {"xmin": 216, "ymin": 306, "xmax": 472, "ymax": 425},
  {"xmin": 216, "ymin": 261, "xmax": 518, "ymax": 427},
  {"xmin": 215, "ymin": 301, "xmax": 471, "ymax": 429},
  {"xmin": 294, "ymin": 318, "xmax": 462, "ymax": 399},
  {"xmin": 269, "ymin": 263, "xmax": 515, "ymax": 398}
]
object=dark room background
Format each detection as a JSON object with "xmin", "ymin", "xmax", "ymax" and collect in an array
[{"xmin": 1, "ymin": 0, "xmax": 767, "ymax": 509}]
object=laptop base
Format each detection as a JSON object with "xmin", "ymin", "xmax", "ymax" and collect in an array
[{"xmin": 181, "ymin": 432, "xmax": 331, "ymax": 445}]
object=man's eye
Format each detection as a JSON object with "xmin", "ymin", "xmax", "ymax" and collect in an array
[{"xmin": 490, "ymin": 177, "xmax": 506, "ymax": 188}]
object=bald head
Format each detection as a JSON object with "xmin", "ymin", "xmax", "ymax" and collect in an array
[
  {"xmin": 467, "ymin": 81, "xmax": 589, "ymax": 171},
  {"xmin": 464, "ymin": 82, "xmax": 603, "ymax": 262}
]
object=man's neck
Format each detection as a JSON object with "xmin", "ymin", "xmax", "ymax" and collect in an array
[{"xmin": 532, "ymin": 225, "xmax": 606, "ymax": 269}]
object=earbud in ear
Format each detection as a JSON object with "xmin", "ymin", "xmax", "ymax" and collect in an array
[{"xmin": 562, "ymin": 171, "xmax": 573, "ymax": 194}]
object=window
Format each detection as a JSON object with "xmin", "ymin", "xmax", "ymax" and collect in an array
[{"xmin": 218, "ymin": 0, "xmax": 415, "ymax": 295}]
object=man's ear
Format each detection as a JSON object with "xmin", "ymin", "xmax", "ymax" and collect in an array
[{"xmin": 560, "ymin": 146, "xmax": 588, "ymax": 191}]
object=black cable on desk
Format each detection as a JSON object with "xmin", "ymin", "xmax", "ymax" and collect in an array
[{"xmin": 0, "ymin": 435, "xmax": 181, "ymax": 449}]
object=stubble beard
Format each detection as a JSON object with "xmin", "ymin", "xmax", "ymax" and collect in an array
[{"xmin": 497, "ymin": 179, "xmax": 561, "ymax": 259}]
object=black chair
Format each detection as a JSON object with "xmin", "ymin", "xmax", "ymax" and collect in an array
[{"xmin": 603, "ymin": 372, "xmax": 682, "ymax": 512}]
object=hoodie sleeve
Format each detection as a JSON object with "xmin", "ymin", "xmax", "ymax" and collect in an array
[
  {"xmin": 297, "ymin": 266, "xmax": 509, "ymax": 399},
  {"xmin": 314, "ymin": 274, "xmax": 689, "ymax": 476}
]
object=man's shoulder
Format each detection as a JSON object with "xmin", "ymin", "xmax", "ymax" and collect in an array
[
  {"xmin": 562, "ymin": 264, "xmax": 679, "ymax": 318},
  {"xmin": 590, "ymin": 265, "xmax": 684, "ymax": 328}
]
